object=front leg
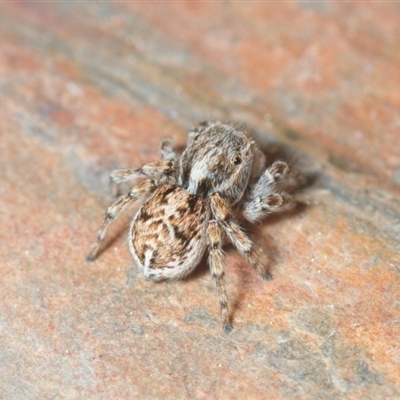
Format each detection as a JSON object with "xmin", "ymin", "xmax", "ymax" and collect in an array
[
  {"xmin": 241, "ymin": 161, "xmax": 296, "ymax": 223},
  {"xmin": 110, "ymin": 160, "xmax": 177, "ymax": 197},
  {"xmin": 210, "ymin": 193, "xmax": 271, "ymax": 280},
  {"xmin": 207, "ymin": 220, "xmax": 232, "ymax": 334},
  {"xmin": 160, "ymin": 137, "xmax": 178, "ymax": 163}
]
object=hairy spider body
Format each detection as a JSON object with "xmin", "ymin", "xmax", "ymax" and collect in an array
[
  {"xmin": 130, "ymin": 184, "xmax": 209, "ymax": 281},
  {"xmin": 87, "ymin": 121, "xmax": 298, "ymax": 333}
]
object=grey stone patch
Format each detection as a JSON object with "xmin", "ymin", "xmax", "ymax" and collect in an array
[
  {"xmin": 255, "ymin": 337, "xmax": 334, "ymax": 390},
  {"xmin": 182, "ymin": 306, "xmax": 218, "ymax": 329},
  {"xmin": 284, "ymin": 128, "xmax": 303, "ymax": 141},
  {"xmin": 296, "ymin": 0, "xmax": 333, "ymax": 13},
  {"xmin": 128, "ymin": 324, "xmax": 145, "ymax": 336},
  {"xmin": 391, "ymin": 165, "xmax": 400, "ymax": 185},
  {"xmin": 252, "ymin": 318, "xmax": 389, "ymax": 398},
  {"xmin": 328, "ymin": 153, "xmax": 364, "ymax": 174},
  {"xmin": 230, "ymin": 323, "xmax": 270, "ymax": 343},
  {"xmin": 320, "ymin": 174, "xmax": 400, "ymax": 246},
  {"xmin": 292, "ymin": 306, "xmax": 335, "ymax": 337},
  {"xmin": 68, "ymin": 152, "xmax": 114, "ymax": 197},
  {"xmin": 126, "ymin": 265, "xmax": 139, "ymax": 286},
  {"xmin": 13, "ymin": 110, "xmax": 60, "ymax": 145},
  {"xmin": 323, "ymin": 336, "xmax": 385, "ymax": 390},
  {"xmin": 353, "ymin": 359, "xmax": 384, "ymax": 386}
]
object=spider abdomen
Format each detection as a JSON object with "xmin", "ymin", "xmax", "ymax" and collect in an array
[{"xmin": 129, "ymin": 184, "xmax": 209, "ymax": 281}]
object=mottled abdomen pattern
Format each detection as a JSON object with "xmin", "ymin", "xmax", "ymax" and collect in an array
[{"xmin": 129, "ymin": 184, "xmax": 209, "ymax": 281}]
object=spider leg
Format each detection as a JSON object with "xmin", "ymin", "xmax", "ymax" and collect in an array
[
  {"xmin": 210, "ymin": 193, "xmax": 271, "ymax": 281},
  {"xmin": 241, "ymin": 160, "xmax": 296, "ymax": 223},
  {"xmin": 110, "ymin": 160, "xmax": 177, "ymax": 197},
  {"xmin": 86, "ymin": 179, "xmax": 154, "ymax": 262},
  {"xmin": 160, "ymin": 137, "xmax": 178, "ymax": 163},
  {"xmin": 187, "ymin": 120, "xmax": 213, "ymax": 146},
  {"xmin": 207, "ymin": 220, "xmax": 232, "ymax": 334}
]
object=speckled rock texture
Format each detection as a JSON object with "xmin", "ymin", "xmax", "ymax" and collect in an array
[{"xmin": 1, "ymin": 2, "xmax": 399, "ymax": 399}]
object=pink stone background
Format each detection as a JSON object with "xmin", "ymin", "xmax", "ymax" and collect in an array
[{"xmin": 1, "ymin": 2, "xmax": 399, "ymax": 399}]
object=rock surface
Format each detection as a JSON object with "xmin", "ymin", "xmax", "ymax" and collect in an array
[{"xmin": 0, "ymin": 2, "xmax": 399, "ymax": 399}]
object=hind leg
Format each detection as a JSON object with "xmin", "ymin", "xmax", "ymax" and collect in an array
[{"xmin": 207, "ymin": 220, "xmax": 232, "ymax": 334}]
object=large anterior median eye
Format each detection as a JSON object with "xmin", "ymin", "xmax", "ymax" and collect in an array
[
  {"xmin": 233, "ymin": 155, "xmax": 242, "ymax": 165},
  {"xmin": 189, "ymin": 133, "xmax": 200, "ymax": 144}
]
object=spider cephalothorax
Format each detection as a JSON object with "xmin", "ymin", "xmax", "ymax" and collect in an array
[
  {"xmin": 180, "ymin": 123, "xmax": 257, "ymax": 202},
  {"xmin": 87, "ymin": 121, "xmax": 298, "ymax": 333}
]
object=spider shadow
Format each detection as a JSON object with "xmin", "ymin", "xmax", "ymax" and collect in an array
[
  {"xmin": 230, "ymin": 123, "xmax": 317, "ymax": 326},
  {"xmin": 229, "ymin": 201, "xmax": 307, "ymax": 324}
]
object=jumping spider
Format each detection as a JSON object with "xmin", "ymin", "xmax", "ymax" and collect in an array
[{"xmin": 87, "ymin": 121, "xmax": 299, "ymax": 333}]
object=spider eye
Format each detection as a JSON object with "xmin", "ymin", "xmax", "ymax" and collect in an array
[
  {"xmin": 190, "ymin": 133, "xmax": 200, "ymax": 144},
  {"xmin": 233, "ymin": 155, "xmax": 242, "ymax": 165}
]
